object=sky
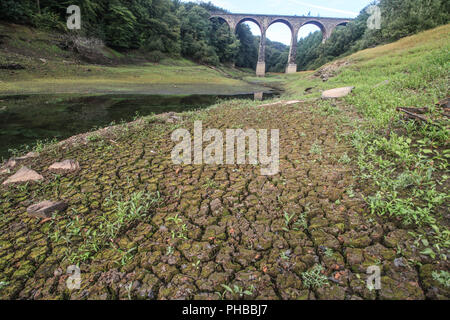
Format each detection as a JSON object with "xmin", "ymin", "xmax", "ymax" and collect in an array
[{"xmin": 183, "ymin": 0, "xmax": 374, "ymax": 45}]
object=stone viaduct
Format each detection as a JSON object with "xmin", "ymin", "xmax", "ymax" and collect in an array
[{"xmin": 210, "ymin": 12, "xmax": 351, "ymax": 76}]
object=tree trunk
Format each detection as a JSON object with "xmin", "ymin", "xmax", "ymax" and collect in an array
[{"xmin": 36, "ymin": 0, "xmax": 41, "ymax": 14}]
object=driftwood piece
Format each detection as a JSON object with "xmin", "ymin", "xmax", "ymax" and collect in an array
[
  {"xmin": 436, "ymin": 98, "xmax": 450, "ymax": 118},
  {"xmin": 436, "ymin": 98, "xmax": 449, "ymax": 109},
  {"xmin": 396, "ymin": 107, "xmax": 430, "ymax": 122}
]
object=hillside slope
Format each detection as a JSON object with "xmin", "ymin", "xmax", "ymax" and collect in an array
[{"xmin": 0, "ymin": 23, "xmax": 266, "ymax": 95}]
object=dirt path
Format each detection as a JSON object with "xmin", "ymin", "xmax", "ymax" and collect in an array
[{"xmin": 0, "ymin": 100, "xmax": 447, "ymax": 299}]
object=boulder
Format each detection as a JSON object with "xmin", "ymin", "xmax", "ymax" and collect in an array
[
  {"xmin": 48, "ymin": 159, "xmax": 80, "ymax": 173},
  {"xmin": 322, "ymin": 86, "xmax": 355, "ymax": 99},
  {"xmin": 2, "ymin": 166, "xmax": 43, "ymax": 185},
  {"xmin": 15, "ymin": 152, "xmax": 38, "ymax": 160},
  {"xmin": 0, "ymin": 159, "xmax": 17, "ymax": 174},
  {"xmin": 27, "ymin": 200, "xmax": 68, "ymax": 219}
]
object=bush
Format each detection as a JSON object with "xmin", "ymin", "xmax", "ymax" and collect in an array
[
  {"xmin": 32, "ymin": 10, "xmax": 65, "ymax": 31},
  {"xmin": 0, "ymin": 0, "xmax": 34, "ymax": 24},
  {"xmin": 147, "ymin": 50, "xmax": 165, "ymax": 63}
]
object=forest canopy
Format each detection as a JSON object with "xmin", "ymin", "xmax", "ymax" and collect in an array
[{"xmin": 0, "ymin": 0, "xmax": 448, "ymax": 72}]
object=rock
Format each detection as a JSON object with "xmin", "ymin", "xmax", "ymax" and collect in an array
[
  {"xmin": 2, "ymin": 167, "xmax": 43, "ymax": 185},
  {"xmin": 0, "ymin": 159, "xmax": 17, "ymax": 174},
  {"xmin": 15, "ymin": 152, "xmax": 38, "ymax": 160},
  {"xmin": 39, "ymin": 58, "xmax": 47, "ymax": 64},
  {"xmin": 285, "ymin": 100, "xmax": 302, "ymax": 105},
  {"xmin": 210, "ymin": 198, "xmax": 222, "ymax": 212},
  {"xmin": 27, "ymin": 200, "xmax": 68, "ymax": 219},
  {"xmin": 322, "ymin": 86, "xmax": 355, "ymax": 99},
  {"xmin": 48, "ymin": 159, "xmax": 80, "ymax": 173},
  {"xmin": 394, "ymin": 257, "xmax": 406, "ymax": 268},
  {"xmin": 157, "ymin": 112, "xmax": 182, "ymax": 124},
  {"xmin": 166, "ymin": 113, "xmax": 182, "ymax": 123}
]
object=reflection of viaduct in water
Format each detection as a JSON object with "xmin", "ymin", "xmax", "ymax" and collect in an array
[{"xmin": 210, "ymin": 12, "xmax": 351, "ymax": 77}]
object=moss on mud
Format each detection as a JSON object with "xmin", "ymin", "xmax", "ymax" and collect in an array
[{"xmin": 0, "ymin": 97, "xmax": 447, "ymax": 300}]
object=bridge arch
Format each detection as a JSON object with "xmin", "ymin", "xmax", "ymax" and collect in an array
[
  {"xmin": 235, "ymin": 17, "xmax": 264, "ymax": 35},
  {"xmin": 268, "ymin": 18, "xmax": 294, "ymax": 33},
  {"xmin": 336, "ymin": 21, "xmax": 349, "ymax": 27},
  {"xmin": 210, "ymin": 16, "xmax": 229, "ymax": 26},
  {"xmin": 301, "ymin": 20, "xmax": 327, "ymax": 42}
]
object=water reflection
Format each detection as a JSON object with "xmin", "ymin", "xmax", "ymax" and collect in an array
[{"xmin": 0, "ymin": 91, "xmax": 280, "ymax": 158}]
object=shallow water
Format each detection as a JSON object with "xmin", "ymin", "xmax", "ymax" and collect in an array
[{"xmin": 0, "ymin": 92, "xmax": 278, "ymax": 159}]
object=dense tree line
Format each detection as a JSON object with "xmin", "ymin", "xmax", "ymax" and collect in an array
[
  {"xmin": 0, "ymin": 0, "xmax": 288, "ymax": 70},
  {"xmin": 0, "ymin": 0, "xmax": 448, "ymax": 72}
]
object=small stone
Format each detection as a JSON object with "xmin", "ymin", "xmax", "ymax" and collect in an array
[
  {"xmin": 0, "ymin": 159, "xmax": 16, "ymax": 174},
  {"xmin": 210, "ymin": 198, "xmax": 222, "ymax": 212},
  {"xmin": 322, "ymin": 86, "xmax": 355, "ymax": 99},
  {"xmin": 285, "ymin": 100, "xmax": 302, "ymax": 105},
  {"xmin": 2, "ymin": 166, "xmax": 43, "ymax": 185},
  {"xmin": 166, "ymin": 113, "xmax": 182, "ymax": 123},
  {"xmin": 48, "ymin": 159, "xmax": 80, "ymax": 173},
  {"xmin": 15, "ymin": 151, "xmax": 38, "ymax": 160},
  {"xmin": 394, "ymin": 257, "xmax": 406, "ymax": 268},
  {"xmin": 27, "ymin": 200, "xmax": 68, "ymax": 219}
]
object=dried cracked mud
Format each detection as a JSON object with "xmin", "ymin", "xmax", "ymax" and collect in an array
[{"xmin": 0, "ymin": 100, "xmax": 448, "ymax": 300}]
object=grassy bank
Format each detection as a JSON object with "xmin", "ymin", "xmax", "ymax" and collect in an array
[
  {"xmin": 0, "ymin": 23, "xmax": 271, "ymax": 95},
  {"xmin": 285, "ymin": 24, "xmax": 449, "ymax": 259}
]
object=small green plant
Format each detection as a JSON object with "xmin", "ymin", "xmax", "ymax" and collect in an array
[
  {"xmin": 346, "ymin": 186, "xmax": 355, "ymax": 198},
  {"xmin": 118, "ymin": 247, "xmax": 137, "ymax": 267},
  {"xmin": 339, "ymin": 153, "xmax": 351, "ymax": 164},
  {"xmin": 192, "ymin": 260, "xmax": 201, "ymax": 269},
  {"xmin": 310, "ymin": 142, "xmax": 322, "ymax": 155},
  {"xmin": 324, "ymin": 248, "xmax": 334, "ymax": 258},
  {"xmin": 166, "ymin": 246, "xmax": 174, "ymax": 256},
  {"xmin": 432, "ymin": 270, "xmax": 450, "ymax": 287},
  {"xmin": 168, "ymin": 214, "xmax": 188, "ymax": 240},
  {"xmin": 203, "ymin": 178, "xmax": 218, "ymax": 189},
  {"xmin": 280, "ymin": 251, "xmax": 290, "ymax": 260},
  {"xmin": 220, "ymin": 284, "xmax": 255, "ymax": 299},
  {"xmin": 87, "ymin": 133, "xmax": 101, "ymax": 142},
  {"xmin": 167, "ymin": 214, "xmax": 183, "ymax": 225},
  {"xmin": 0, "ymin": 281, "xmax": 9, "ymax": 290},
  {"xmin": 293, "ymin": 213, "xmax": 308, "ymax": 230},
  {"xmin": 302, "ymin": 264, "xmax": 329, "ymax": 289},
  {"xmin": 282, "ymin": 211, "xmax": 295, "ymax": 231}
]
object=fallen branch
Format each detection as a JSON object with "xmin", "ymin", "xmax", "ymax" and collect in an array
[{"xmin": 396, "ymin": 107, "xmax": 430, "ymax": 122}]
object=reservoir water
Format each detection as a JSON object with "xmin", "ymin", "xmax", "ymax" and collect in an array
[{"xmin": 0, "ymin": 91, "xmax": 279, "ymax": 159}]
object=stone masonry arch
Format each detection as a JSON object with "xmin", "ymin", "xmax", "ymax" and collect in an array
[{"xmin": 301, "ymin": 20, "xmax": 327, "ymax": 41}]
